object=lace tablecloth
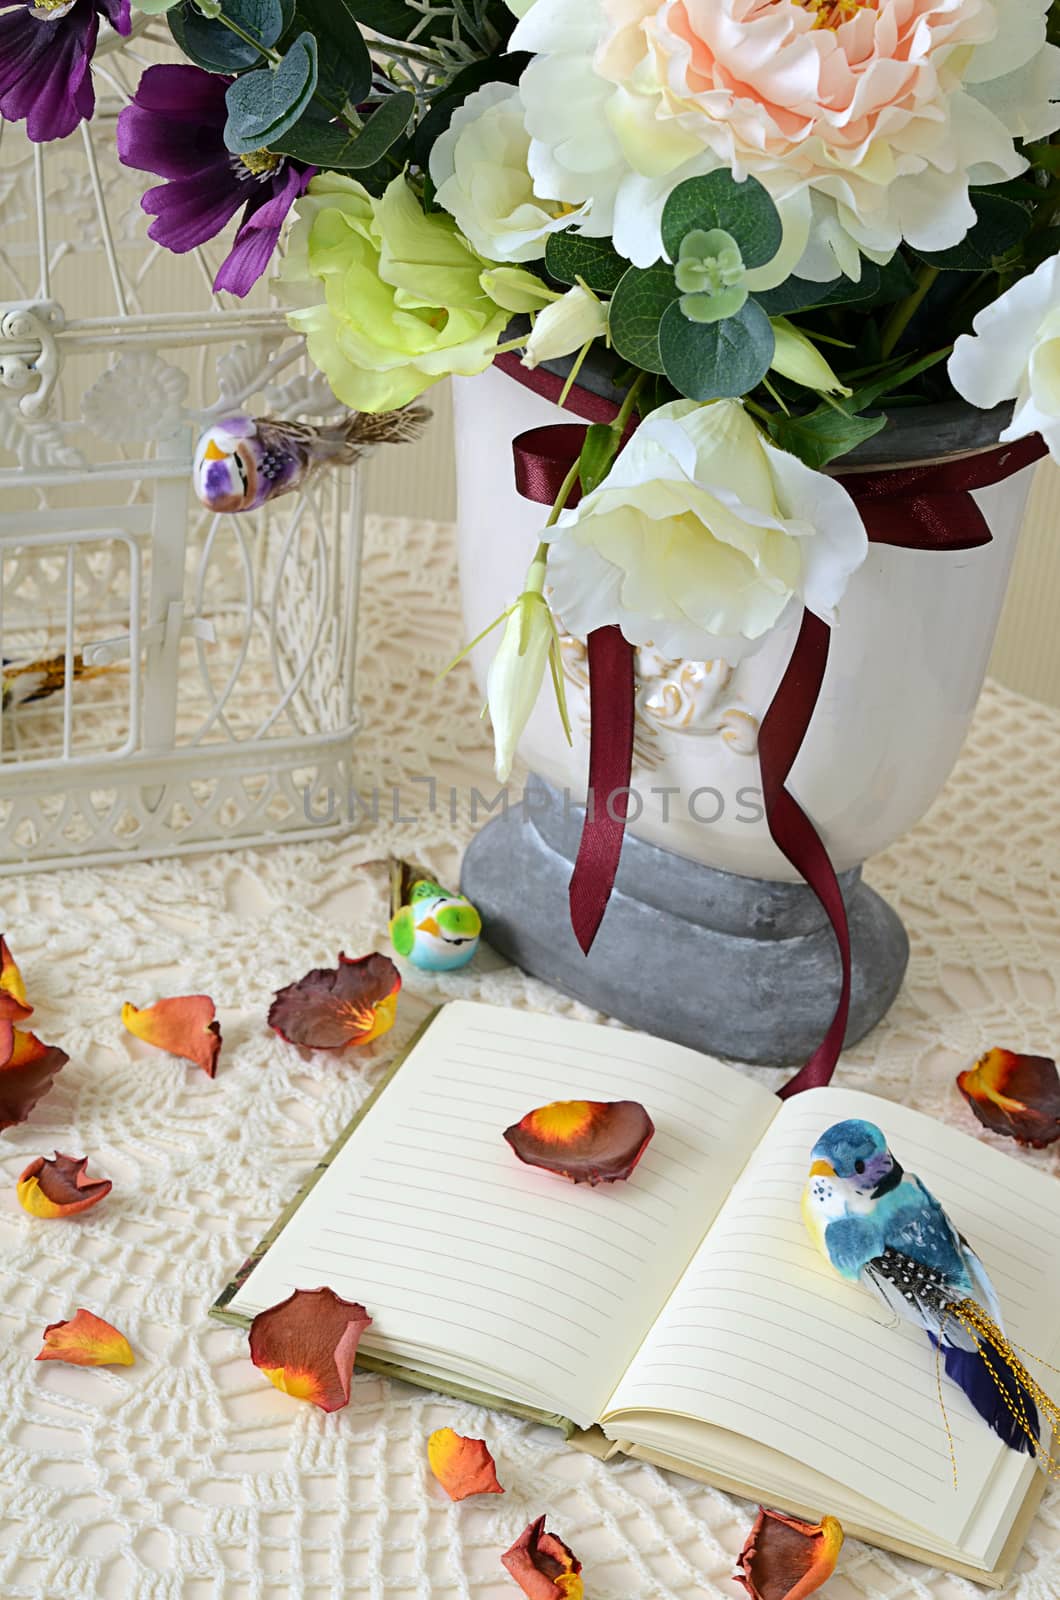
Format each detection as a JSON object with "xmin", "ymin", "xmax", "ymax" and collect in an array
[{"xmin": 2, "ymin": 516, "xmax": 1059, "ymax": 1600}]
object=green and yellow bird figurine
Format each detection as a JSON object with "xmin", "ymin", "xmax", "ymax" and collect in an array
[{"xmin": 389, "ymin": 878, "xmax": 482, "ymax": 972}]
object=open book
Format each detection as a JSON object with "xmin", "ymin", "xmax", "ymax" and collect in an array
[{"xmin": 211, "ymin": 1001, "xmax": 1060, "ymax": 1585}]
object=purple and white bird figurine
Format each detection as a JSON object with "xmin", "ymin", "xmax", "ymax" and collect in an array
[{"xmin": 193, "ymin": 407, "xmax": 430, "ymax": 514}]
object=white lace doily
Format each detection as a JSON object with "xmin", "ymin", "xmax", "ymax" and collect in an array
[{"xmin": 1, "ymin": 516, "xmax": 1058, "ymax": 1599}]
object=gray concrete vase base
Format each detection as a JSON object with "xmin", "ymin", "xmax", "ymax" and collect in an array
[{"xmin": 461, "ymin": 774, "xmax": 910, "ymax": 1068}]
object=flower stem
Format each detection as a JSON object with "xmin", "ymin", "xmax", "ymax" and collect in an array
[
  {"xmin": 880, "ymin": 264, "xmax": 939, "ymax": 359},
  {"xmin": 611, "ymin": 370, "xmax": 647, "ymax": 436}
]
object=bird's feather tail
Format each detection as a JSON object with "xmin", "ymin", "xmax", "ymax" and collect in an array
[{"xmin": 945, "ymin": 1299, "xmax": 1060, "ymax": 1470}]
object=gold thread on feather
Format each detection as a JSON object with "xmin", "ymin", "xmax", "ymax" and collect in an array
[
  {"xmin": 935, "ymin": 1308, "xmax": 959, "ymax": 1490},
  {"xmin": 951, "ymin": 1298, "xmax": 1060, "ymax": 1477}
]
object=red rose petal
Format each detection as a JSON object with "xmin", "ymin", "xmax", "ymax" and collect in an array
[
  {"xmin": 957, "ymin": 1049, "xmax": 1060, "ymax": 1148},
  {"xmin": 268, "ymin": 952, "xmax": 401, "ymax": 1051},
  {"xmin": 122, "ymin": 995, "xmax": 222, "ymax": 1078},
  {"xmin": 428, "ymin": 1427, "xmax": 504, "ymax": 1500},
  {"xmin": 37, "ymin": 1308, "xmax": 134, "ymax": 1367},
  {"xmin": 0, "ymin": 1029, "xmax": 69, "ymax": 1131},
  {"xmin": 0, "ymin": 934, "xmax": 32, "ymax": 1023},
  {"xmin": 501, "ymin": 1516, "xmax": 583, "ymax": 1599},
  {"xmin": 734, "ymin": 1508, "xmax": 844, "ymax": 1600},
  {"xmin": 503, "ymin": 1099, "xmax": 654, "ymax": 1185},
  {"xmin": 249, "ymin": 1287, "xmax": 372, "ymax": 1411},
  {"xmin": 17, "ymin": 1152, "xmax": 112, "ymax": 1218}
]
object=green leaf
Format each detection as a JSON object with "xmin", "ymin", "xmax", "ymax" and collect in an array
[
  {"xmin": 912, "ymin": 191, "xmax": 1031, "ymax": 271},
  {"xmin": 658, "ymin": 297, "xmax": 775, "ymax": 400},
  {"xmin": 326, "ymin": 91, "xmax": 414, "ymax": 169},
  {"xmin": 608, "ymin": 263, "xmax": 681, "ymax": 374},
  {"xmin": 843, "ymin": 345, "xmax": 949, "ymax": 412},
  {"xmin": 169, "ymin": 0, "xmax": 276, "ymax": 69},
  {"xmin": 661, "ymin": 171, "xmax": 781, "ymax": 269},
  {"xmin": 290, "ymin": 0, "xmax": 372, "ymax": 103},
  {"xmin": 753, "ymin": 262, "xmax": 881, "ymax": 316},
  {"xmin": 336, "ymin": 0, "xmax": 455, "ymax": 41},
  {"xmin": 577, "ymin": 423, "xmax": 621, "ymax": 496},
  {"xmin": 224, "ymin": 32, "xmax": 319, "ymax": 154},
  {"xmin": 545, "ymin": 232, "xmax": 628, "ymax": 295},
  {"xmin": 132, "ymin": 0, "xmax": 183, "ymax": 14},
  {"xmin": 765, "ymin": 406, "xmax": 888, "ymax": 469}
]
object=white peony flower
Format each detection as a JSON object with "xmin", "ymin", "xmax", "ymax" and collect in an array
[
  {"xmin": 522, "ymin": 284, "xmax": 608, "ymax": 368},
  {"xmin": 429, "ymin": 81, "xmax": 586, "ymax": 263},
  {"xmin": 512, "ymin": 0, "xmax": 1060, "ymax": 276},
  {"xmin": 544, "ymin": 400, "xmax": 868, "ymax": 661},
  {"xmin": 949, "ymin": 253, "xmax": 1060, "ymax": 459}
]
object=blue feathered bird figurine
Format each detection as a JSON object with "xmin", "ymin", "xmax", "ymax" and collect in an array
[{"xmin": 803, "ymin": 1119, "xmax": 1057, "ymax": 1469}]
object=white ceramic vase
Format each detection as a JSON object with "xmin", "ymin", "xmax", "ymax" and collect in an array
[{"xmin": 453, "ymin": 364, "xmax": 1035, "ymax": 883}]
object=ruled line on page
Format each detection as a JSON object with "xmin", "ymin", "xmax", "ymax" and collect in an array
[
  {"xmin": 446, "ymin": 1048, "xmax": 736, "ymax": 1124},
  {"xmin": 458, "ymin": 1027, "xmax": 745, "ymax": 1107}
]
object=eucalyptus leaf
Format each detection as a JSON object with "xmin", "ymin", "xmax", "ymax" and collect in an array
[
  {"xmin": 913, "ymin": 192, "xmax": 1031, "ymax": 271},
  {"xmin": 608, "ymin": 264, "xmax": 681, "ymax": 374},
  {"xmin": 545, "ymin": 233, "xmax": 628, "ymax": 295},
  {"xmin": 290, "ymin": 0, "xmax": 372, "ymax": 103},
  {"xmin": 765, "ymin": 406, "xmax": 888, "ymax": 469},
  {"xmin": 661, "ymin": 171, "xmax": 781, "ymax": 270},
  {"xmin": 659, "ymin": 297, "xmax": 774, "ymax": 400},
  {"xmin": 332, "ymin": 91, "xmax": 414, "ymax": 169},
  {"xmin": 336, "ymin": 0, "xmax": 457, "ymax": 42},
  {"xmin": 170, "ymin": 1, "xmax": 269, "ymax": 70},
  {"xmin": 753, "ymin": 262, "xmax": 882, "ymax": 316},
  {"xmin": 225, "ymin": 31, "xmax": 319, "ymax": 154}
]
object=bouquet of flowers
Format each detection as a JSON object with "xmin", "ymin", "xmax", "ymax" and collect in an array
[{"xmin": 4, "ymin": 0, "xmax": 1059, "ymax": 848}]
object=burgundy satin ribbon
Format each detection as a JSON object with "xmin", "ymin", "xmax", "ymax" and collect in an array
[{"xmin": 507, "ymin": 363, "xmax": 1045, "ymax": 1093}]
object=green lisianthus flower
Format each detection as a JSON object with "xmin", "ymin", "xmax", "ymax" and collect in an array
[{"xmin": 278, "ymin": 173, "xmax": 512, "ymax": 413}]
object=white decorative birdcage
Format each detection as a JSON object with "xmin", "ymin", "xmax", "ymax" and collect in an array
[{"xmin": 0, "ymin": 18, "xmax": 363, "ymax": 873}]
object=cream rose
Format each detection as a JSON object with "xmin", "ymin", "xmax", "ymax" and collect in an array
[
  {"xmin": 949, "ymin": 253, "xmax": 1060, "ymax": 461},
  {"xmin": 429, "ymin": 82, "xmax": 586, "ymax": 263},
  {"xmin": 512, "ymin": 0, "xmax": 1060, "ymax": 274},
  {"xmin": 544, "ymin": 399, "xmax": 868, "ymax": 660}
]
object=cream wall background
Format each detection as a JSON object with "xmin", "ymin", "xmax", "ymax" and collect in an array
[{"xmin": 363, "ymin": 379, "xmax": 1060, "ymax": 708}]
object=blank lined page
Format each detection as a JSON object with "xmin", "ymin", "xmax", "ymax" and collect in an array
[
  {"xmin": 606, "ymin": 1085, "xmax": 1060, "ymax": 1550},
  {"xmin": 223, "ymin": 1001, "xmax": 779, "ymax": 1427}
]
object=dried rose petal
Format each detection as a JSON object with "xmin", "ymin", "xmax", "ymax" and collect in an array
[
  {"xmin": 36, "ymin": 1308, "xmax": 134, "ymax": 1368},
  {"xmin": 0, "ymin": 934, "xmax": 32, "ymax": 1023},
  {"xmin": 268, "ymin": 952, "xmax": 401, "ymax": 1051},
  {"xmin": 503, "ymin": 1099, "xmax": 654, "ymax": 1185},
  {"xmin": 735, "ymin": 1508, "xmax": 844, "ymax": 1600},
  {"xmin": 501, "ymin": 1516, "xmax": 583, "ymax": 1600},
  {"xmin": 0, "ymin": 1029, "xmax": 69, "ymax": 1131},
  {"xmin": 249, "ymin": 1287, "xmax": 371, "ymax": 1411},
  {"xmin": 957, "ymin": 1049, "xmax": 1060, "ymax": 1149},
  {"xmin": 428, "ymin": 1427, "xmax": 504, "ymax": 1500},
  {"xmin": 17, "ymin": 1152, "xmax": 112, "ymax": 1218},
  {"xmin": 121, "ymin": 995, "xmax": 222, "ymax": 1078}
]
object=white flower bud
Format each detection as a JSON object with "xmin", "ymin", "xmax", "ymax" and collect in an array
[{"xmin": 522, "ymin": 285, "xmax": 608, "ymax": 370}]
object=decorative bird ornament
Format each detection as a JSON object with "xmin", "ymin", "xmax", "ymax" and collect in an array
[
  {"xmin": 389, "ymin": 879, "xmax": 482, "ymax": 973},
  {"xmin": 803, "ymin": 1119, "xmax": 1059, "ymax": 1472},
  {"xmin": 193, "ymin": 406, "xmax": 430, "ymax": 514},
  {"xmin": 2, "ymin": 652, "xmax": 115, "ymax": 714}
]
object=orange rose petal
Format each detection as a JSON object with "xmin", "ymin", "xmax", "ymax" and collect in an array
[
  {"xmin": 503, "ymin": 1099, "xmax": 655, "ymax": 1185},
  {"xmin": 36, "ymin": 1308, "xmax": 134, "ymax": 1368},
  {"xmin": 734, "ymin": 1508, "xmax": 844, "ymax": 1600},
  {"xmin": 501, "ymin": 1516, "xmax": 583, "ymax": 1600},
  {"xmin": 0, "ymin": 1029, "xmax": 69, "ymax": 1131},
  {"xmin": 122, "ymin": 995, "xmax": 222, "ymax": 1078},
  {"xmin": 268, "ymin": 952, "xmax": 401, "ymax": 1051},
  {"xmin": 249, "ymin": 1287, "xmax": 372, "ymax": 1411},
  {"xmin": 17, "ymin": 1152, "xmax": 112, "ymax": 1219},
  {"xmin": 957, "ymin": 1048, "xmax": 1060, "ymax": 1148},
  {"xmin": 428, "ymin": 1427, "xmax": 504, "ymax": 1500},
  {"xmin": 0, "ymin": 934, "xmax": 32, "ymax": 1023}
]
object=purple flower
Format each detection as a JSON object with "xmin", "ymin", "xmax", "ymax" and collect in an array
[
  {"xmin": 117, "ymin": 63, "xmax": 314, "ymax": 299},
  {"xmin": 0, "ymin": 0, "xmax": 130, "ymax": 143}
]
